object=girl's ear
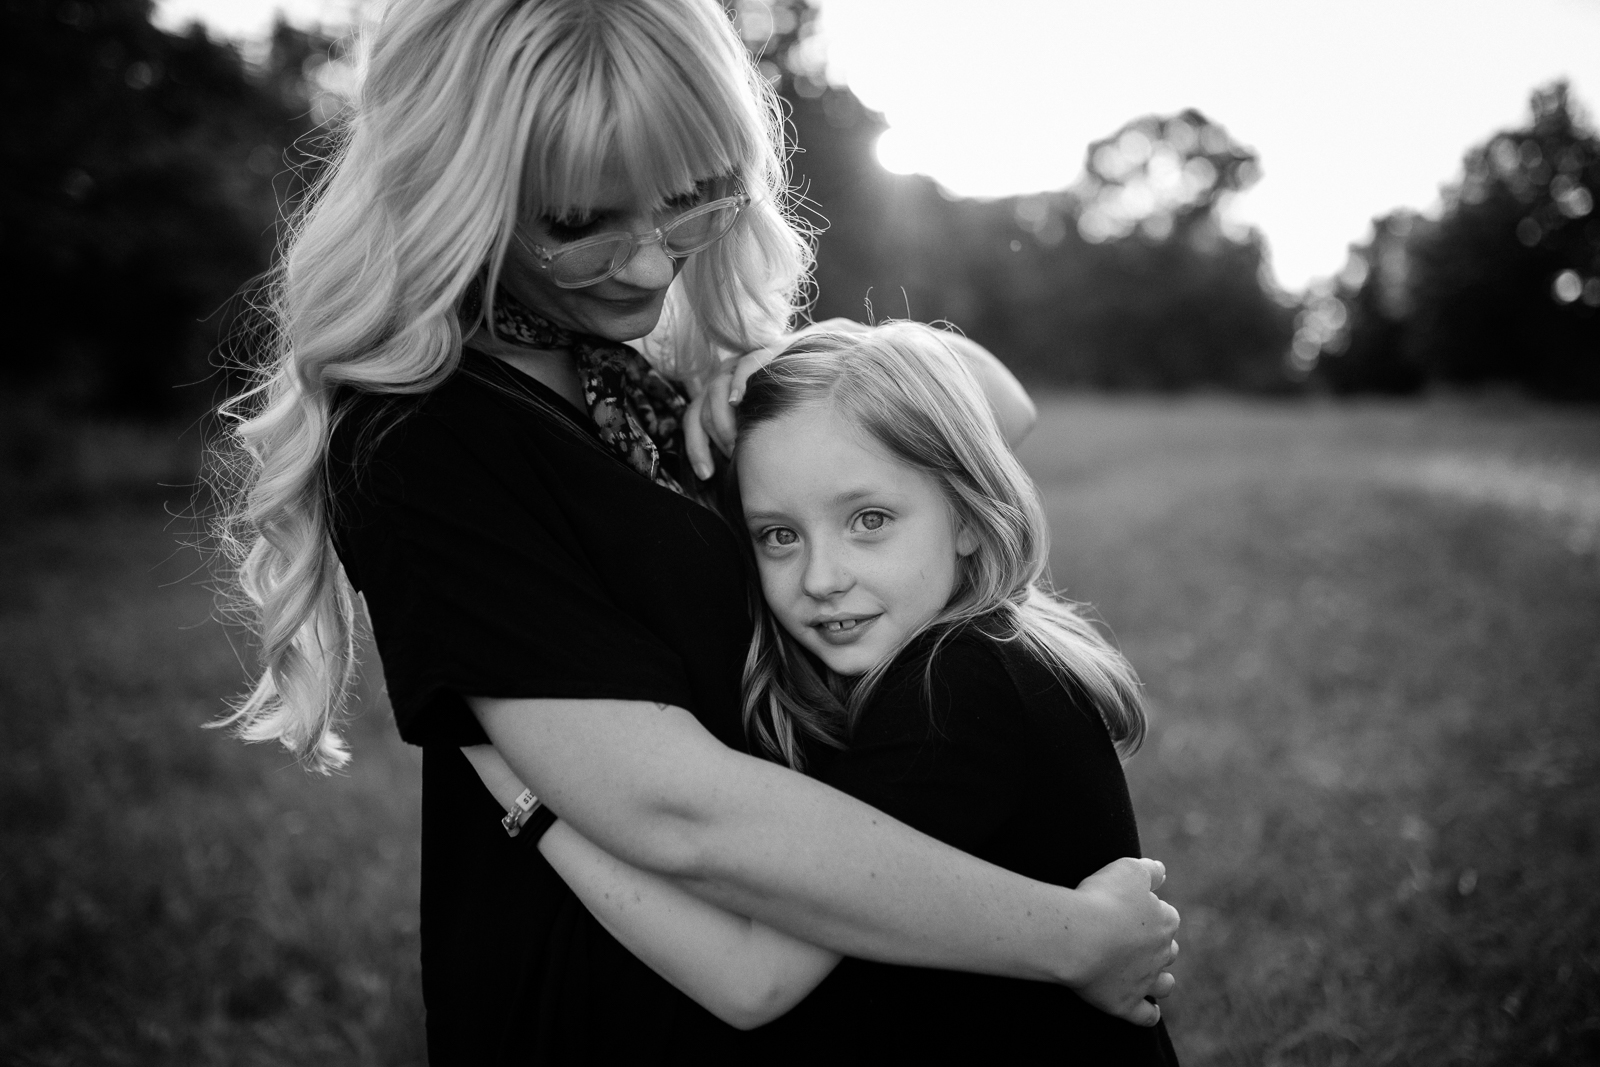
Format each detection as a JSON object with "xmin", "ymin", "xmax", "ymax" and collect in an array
[{"xmin": 955, "ymin": 523, "xmax": 979, "ymax": 558}]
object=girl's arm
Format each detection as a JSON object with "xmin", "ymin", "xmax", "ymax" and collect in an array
[
  {"xmin": 466, "ymin": 695, "xmax": 1177, "ymax": 1026},
  {"xmin": 463, "ymin": 743, "xmax": 838, "ymax": 1029}
]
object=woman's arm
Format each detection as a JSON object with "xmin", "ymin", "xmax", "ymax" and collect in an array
[
  {"xmin": 467, "ymin": 695, "xmax": 1178, "ymax": 1025},
  {"xmin": 463, "ymin": 743, "xmax": 839, "ymax": 1029},
  {"xmin": 541, "ymin": 821, "xmax": 839, "ymax": 1029},
  {"xmin": 683, "ymin": 323, "xmax": 1036, "ymax": 477}
]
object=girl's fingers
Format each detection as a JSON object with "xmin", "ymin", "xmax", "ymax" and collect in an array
[
  {"xmin": 1136, "ymin": 856, "xmax": 1167, "ymax": 892},
  {"xmin": 1150, "ymin": 970, "xmax": 1177, "ymax": 1000}
]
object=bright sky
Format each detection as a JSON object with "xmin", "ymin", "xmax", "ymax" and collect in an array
[{"xmin": 157, "ymin": 0, "xmax": 1600, "ymax": 291}]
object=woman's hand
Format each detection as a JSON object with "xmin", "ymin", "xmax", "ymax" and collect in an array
[
  {"xmin": 1068, "ymin": 857, "xmax": 1181, "ymax": 1026},
  {"xmin": 682, "ymin": 319, "xmax": 1035, "ymax": 479},
  {"xmin": 683, "ymin": 318, "xmax": 870, "ymax": 479}
]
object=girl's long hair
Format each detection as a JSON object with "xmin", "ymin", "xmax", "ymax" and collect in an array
[
  {"xmin": 735, "ymin": 323, "xmax": 1146, "ymax": 770},
  {"xmin": 214, "ymin": 0, "xmax": 811, "ymax": 771}
]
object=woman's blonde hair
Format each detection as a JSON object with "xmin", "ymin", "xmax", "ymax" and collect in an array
[
  {"xmin": 215, "ymin": 0, "xmax": 811, "ymax": 771},
  {"xmin": 735, "ymin": 323, "xmax": 1146, "ymax": 770}
]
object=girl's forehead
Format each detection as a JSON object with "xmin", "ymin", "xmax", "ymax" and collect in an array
[{"xmin": 740, "ymin": 403, "xmax": 932, "ymax": 499}]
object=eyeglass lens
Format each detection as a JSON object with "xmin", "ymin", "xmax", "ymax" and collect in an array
[{"xmin": 548, "ymin": 199, "xmax": 743, "ymax": 286}]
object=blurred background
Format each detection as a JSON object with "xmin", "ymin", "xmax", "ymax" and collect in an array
[{"xmin": 1, "ymin": 0, "xmax": 1596, "ymax": 1063}]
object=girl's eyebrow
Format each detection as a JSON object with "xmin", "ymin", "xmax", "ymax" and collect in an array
[{"xmin": 831, "ymin": 487, "xmax": 898, "ymax": 506}]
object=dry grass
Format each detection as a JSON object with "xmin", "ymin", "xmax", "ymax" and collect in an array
[{"xmin": 1, "ymin": 397, "xmax": 1597, "ymax": 1065}]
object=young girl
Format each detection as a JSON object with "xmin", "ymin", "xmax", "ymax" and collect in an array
[{"xmin": 470, "ymin": 323, "xmax": 1179, "ymax": 1061}]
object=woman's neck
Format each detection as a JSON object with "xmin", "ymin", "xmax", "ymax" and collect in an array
[{"xmin": 464, "ymin": 327, "xmax": 586, "ymax": 410}]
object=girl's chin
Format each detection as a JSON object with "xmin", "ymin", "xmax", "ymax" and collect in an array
[{"xmin": 805, "ymin": 639, "xmax": 883, "ymax": 678}]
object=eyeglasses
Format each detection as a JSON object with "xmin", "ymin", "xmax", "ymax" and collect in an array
[{"xmin": 519, "ymin": 191, "xmax": 751, "ymax": 289}]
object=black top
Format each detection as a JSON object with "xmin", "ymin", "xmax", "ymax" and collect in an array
[
  {"xmin": 328, "ymin": 350, "xmax": 756, "ymax": 1062},
  {"xmin": 754, "ymin": 629, "xmax": 1180, "ymax": 1066}
]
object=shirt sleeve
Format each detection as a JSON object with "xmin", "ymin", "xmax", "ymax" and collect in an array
[
  {"xmin": 818, "ymin": 638, "xmax": 1027, "ymax": 854},
  {"xmin": 335, "ymin": 406, "xmax": 695, "ymax": 747}
]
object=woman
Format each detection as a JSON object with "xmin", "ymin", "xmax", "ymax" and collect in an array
[{"xmin": 217, "ymin": 0, "xmax": 1178, "ymax": 1060}]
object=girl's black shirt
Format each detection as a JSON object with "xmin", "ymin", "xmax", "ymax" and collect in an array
[
  {"xmin": 328, "ymin": 349, "xmax": 756, "ymax": 1063},
  {"xmin": 753, "ymin": 628, "xmax": 1181, "ymax": 1066}
]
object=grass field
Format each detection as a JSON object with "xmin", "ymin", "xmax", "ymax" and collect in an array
[{"xmin": 2, "ymin": 398, "xmax": 1597, "ymax": 1065}]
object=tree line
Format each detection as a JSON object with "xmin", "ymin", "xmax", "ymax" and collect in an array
[{"xmin": 3, "ymin": 0, "xmax": 1594, "ymax": 417}]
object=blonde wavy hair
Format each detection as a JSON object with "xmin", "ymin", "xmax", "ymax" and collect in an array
[
  {"xmin": 734, "ymin": 323, "xmax": 1146, "ymax": 770},
  {"xmin": 215, "ymin": 0, "xmax": 811, "ymax": 771}
]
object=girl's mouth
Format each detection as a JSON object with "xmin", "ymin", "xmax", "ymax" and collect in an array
[{"xmin": 812, "ymin": 615, "xmax": 880, "ymax": 645}]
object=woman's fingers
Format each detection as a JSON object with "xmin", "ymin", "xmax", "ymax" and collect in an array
[
  {"xmin": 703, "ymin": 371, "xmax": 738, "ymax": 456},
  {"xmin": 683, "ymin": 391, "xmax": 715, "ymax": 480},
  {"xmin": 685, "ymin": 372, "xmax": 740, "ymax": 478},
  {"xmin": 727, "ymin": 344, "xmax": 778, "ymax": 404}
]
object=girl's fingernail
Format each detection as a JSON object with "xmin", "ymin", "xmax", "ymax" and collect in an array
[{"xmin": 695, "ymin": 463, "xmax": 711, "ymax": 480}]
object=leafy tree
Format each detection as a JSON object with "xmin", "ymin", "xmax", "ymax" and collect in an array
[
  {"xmin": 728, "ymin": 0, "xmax": 1295, "ymax": 391},
  {"xmin": 1316, "ymin": 82, "xmax": 1600, "ymax": 399},
  {"xmin": 0, "ymin": 0, "xmax": 329, "ymax": 415}
]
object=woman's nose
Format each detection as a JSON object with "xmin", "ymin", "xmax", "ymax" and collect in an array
[
  {"xmin": 801, "ymin": 542, "xmax": 852, "ymax": 600},
  {"xmin": 613, "ymin": 228, "xmax": 677, "ymax": 291}
]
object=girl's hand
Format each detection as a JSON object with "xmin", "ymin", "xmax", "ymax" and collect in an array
[
  {"xmin": 683, "ymin": 318, "xmax": 871, "ymax": 479},
  {"xmin": 1069, "ymin": 857, "xmax": 1181, "ymax": 1026}
]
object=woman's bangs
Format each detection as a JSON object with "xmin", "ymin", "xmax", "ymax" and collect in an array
[
  {"xmin": 522, "ymin": 58, "xmax": 616, "ymax": 219},
  {"xmin": 607, "ymin": 26, "xmax": 757, "ymax": 205}
]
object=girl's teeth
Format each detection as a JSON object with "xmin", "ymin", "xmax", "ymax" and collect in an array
[{"xmin": 825, "ymin": 619, "xmax": 859, "ymax": 632}]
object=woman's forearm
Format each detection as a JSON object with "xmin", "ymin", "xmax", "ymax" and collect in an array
[
  {"xmin": 538, "ymin": 819, "xmax": 839, "ymax": 1029},
  {"xmin": 468, "ymin": 695, "xmax": 1175, "ymax": 1014}
]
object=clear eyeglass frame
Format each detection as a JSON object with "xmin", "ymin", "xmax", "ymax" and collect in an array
[{"xmin": 520, "ymin": 191, "xmax": 752, "ymax": 289}]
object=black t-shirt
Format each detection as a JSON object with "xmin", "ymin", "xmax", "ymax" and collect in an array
[
  {"xmin": 754, "ymin": 629, "xmax": 1180, "ymax": 1066},
  {"xmin": 328, "ymin": 349, "xmax": 757, "ymax": 1062}
]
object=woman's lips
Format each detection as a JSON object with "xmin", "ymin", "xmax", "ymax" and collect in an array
[
  {"xmin": 592, "ymin": 290, "xmax": 663, "ymax": 311},
  {"xmin": 811, "ymin": 614, "xmax": 880, "ymax": 646}
]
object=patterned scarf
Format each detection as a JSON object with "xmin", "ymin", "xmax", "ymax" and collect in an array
[{"xmin": 462, "ymin": 281, "xmax": 690, "ymax": 496}]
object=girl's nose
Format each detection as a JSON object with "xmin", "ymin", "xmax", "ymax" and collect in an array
[{"xmin": 801, "ymin": 543, "xmax": 852, "ymax": 600}]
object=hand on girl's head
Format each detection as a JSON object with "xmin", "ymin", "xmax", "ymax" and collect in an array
[
  {"xmin": 737, "ymin": 401, "xmax": 976, "ymax": 677},
  {"xmin": 686, "ymin": 320, "xmax": 876, "ymax": 479}
]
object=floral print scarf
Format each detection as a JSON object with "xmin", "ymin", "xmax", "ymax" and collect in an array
[{"xmin": 462, "ymin": 281, "xmax": 691, "ymax": 497}]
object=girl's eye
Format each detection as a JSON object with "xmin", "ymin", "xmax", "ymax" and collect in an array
[
  {"xmin": 757, "ymin": 527, "xmax": 798, "ymax": 549},
  {"xmin": 854, "ymin": 510, "xmax": 890, "ymax": 533}
]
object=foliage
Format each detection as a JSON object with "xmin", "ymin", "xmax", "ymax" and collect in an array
[
  {"xmin": 731, "ymin": 0, "xmax": 1297, "ymax": 391},
  {"xmin": 1311, "ymin": 83, "xmax": 1600, "ymax": 400},
  {"xmin": 0, "ymin": 0, "xmax": 333, "ymax": 415}
]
